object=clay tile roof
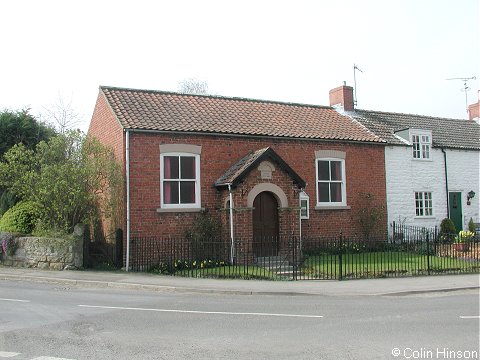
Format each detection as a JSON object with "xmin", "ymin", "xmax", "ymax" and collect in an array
[
  {"xmin": 100, "ymin": 86, "xmax": 384, "ymax": 143},
  {"xmin": 215, "ymin": 147, "xmax": 306, "ymax": 189}
]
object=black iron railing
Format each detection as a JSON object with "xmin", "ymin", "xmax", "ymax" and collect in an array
[{"xmin": 128, "ymin": 229, "xmax": 480, "ymax": 280}]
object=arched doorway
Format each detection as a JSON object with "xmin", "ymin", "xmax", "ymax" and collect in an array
[{"xmin": 253, "ymin": 191, "xmax": 279, "ymax": 257}]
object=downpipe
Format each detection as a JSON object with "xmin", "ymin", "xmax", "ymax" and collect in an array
[
  {"xmin": 441, "ymin": 148, "xmax": 449, "ymax": 218},
  {"xmin": 125, "ymin": 130, "xmax": 131, "ymax": 271},
  {"xmin": 228, "ymin": 184, "xmax": 235, "ymax": 264}
]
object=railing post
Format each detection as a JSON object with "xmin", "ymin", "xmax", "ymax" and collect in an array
[
  {"xmin": 338, "ymin": 235, "xmax": 343, "ymax": 281},
  {"xmin": 392, "ymin": 221, "xmax": 396, "ymax": 242},
  {"xmin": 292, "ymin": 235, "xmax": 297, "ymax": 281},
  {"xmin": 426, "ymin": 231, "xmax": 431, "ymax": 275}
]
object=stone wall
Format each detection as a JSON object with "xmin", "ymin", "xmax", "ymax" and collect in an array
[{"xmin": 0, "ymin": 232, "xmax": 83, "ymax": 270}]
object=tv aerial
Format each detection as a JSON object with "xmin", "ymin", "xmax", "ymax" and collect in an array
[
  {"xmin": 353, "ymin": 64, "xmax": 363, "ymax": 106},
  {"xmin": 446, "ymin": 76, "xmax": 476, "ymax": 113}
]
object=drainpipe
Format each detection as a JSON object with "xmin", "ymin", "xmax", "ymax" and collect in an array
[
  {"xmin": 298, "ymin": 190, "xmax": 302, "ymax": 245},
  {"xmin": 125, "ymin": 130, "xmax": 131, "ymax": 271},
  {"xmin": 228, "ymin": 184, "xmax": 235, "ymax": 264},
  {"xmin": 299, "ymin": 188, "xmax": 304, "ymax": 256},
  {"xmin": 441, "ymin": 148, "xmax": 449, "ymax": 218}
]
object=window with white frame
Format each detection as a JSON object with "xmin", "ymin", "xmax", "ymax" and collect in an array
[
  {"xmin": 160, "ymin": 153, "xmax": 200, "ymax": 208},
  {"xmin": 316, "ymin": 158, "xmax": 346, "ymax": 206},
  {"xmin": 415, "ymin": 191, "xmax": 433, "ymax": 216},
  {"xmin": 412, "ymin": 133, "xmax": 431, "ymax": 159},
  {"xmin": 299, "ymin": 191, "xmax": 309, "ymax": 219}
]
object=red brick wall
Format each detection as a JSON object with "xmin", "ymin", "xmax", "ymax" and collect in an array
[
  {"xmin": 127, "ymin": 132, "xmax": 387, "ymax": 242},
  {"xmin": 329, "ymin": 85, "xmax": 354, "ymax": 111},
  {"xmin": 87, "ymin": 91, "xmax": 126, "ymax": 237},
  {"xmin": 88, "ymin": 91, "xmax": 125, "ymax": 164}
]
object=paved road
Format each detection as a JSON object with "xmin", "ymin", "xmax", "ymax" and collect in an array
[{"xmin": 0, "ymin": 280, "xmax": 478, "ymax": 360}]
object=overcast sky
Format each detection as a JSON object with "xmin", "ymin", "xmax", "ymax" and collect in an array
[{"xmin": 1, "ymin": 0, "xmax": 478, "ymax": 132}]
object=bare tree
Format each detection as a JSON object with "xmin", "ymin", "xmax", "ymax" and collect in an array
[
  {"xmin": 42, "ymin": 95, "xmax": 82, "ymax": 134},
  {"xmin": 177, "ymin": 78, "xmax": 209, "ymax": 95}
]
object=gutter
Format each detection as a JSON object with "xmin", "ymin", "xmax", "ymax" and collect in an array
[
  {"xmin": 441, "ymin": 148, "xmax": 449, "ymax": 218},
  {"xmin": 125, "ymin": 130, "xmax": 131, "ymax": 271},
  {"xmin": 124, "ymin": 128, "xmax": 387, "ymax": 146}
]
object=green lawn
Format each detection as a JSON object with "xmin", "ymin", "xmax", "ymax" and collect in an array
[
  {"xmin": 301, "ymin": 251, "xmax": 480, "ymax": 279},
  {"xmin": 175, "ymin": 265, "xmax": 283, "ymax": 280},
  {"xmin": 160, "ymin": 251, "xmax": 479, "ymax": 280}
]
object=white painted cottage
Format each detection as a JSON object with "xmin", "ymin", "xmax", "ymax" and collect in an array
[{"xmin": 329, "ymin": 84, "xmax": 480, "ymax": 232}]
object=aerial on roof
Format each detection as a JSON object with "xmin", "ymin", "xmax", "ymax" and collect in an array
[
  {"xmin": 100, "ymin": 86, "xmax": 383, "ymax": 143},
  {"xmin": 352, "ymin": 109, "xmax": 480, "ymax": 150}
]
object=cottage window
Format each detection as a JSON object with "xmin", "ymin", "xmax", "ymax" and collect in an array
[
  {"xmin": 415, "ymin": 191, "xmax": 433, "ymax": 217},
  {"xmin": 315, "ymin": 158, "xmax": 346, "ymax": 207},
  {"xmin": 412, "ymin": 133, "xmax": 431, "ymax": 159},
  {"xmin": 160, "ymin": 153, "xmax": 201, "ymax": 209}
]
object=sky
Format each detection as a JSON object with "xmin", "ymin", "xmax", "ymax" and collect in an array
[{"xmin": 1, "ymin": 0, "xmax": 479, "ymax": 132}]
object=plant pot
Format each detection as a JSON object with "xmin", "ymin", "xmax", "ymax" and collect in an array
[{"xmin": 453, "ymin": 243, "xmax": 470, "ymax": 252}]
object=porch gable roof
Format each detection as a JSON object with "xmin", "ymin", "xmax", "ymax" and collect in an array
[{"xmin": 214, "ymin": 147, "xmax": 306, "ymax": 189}]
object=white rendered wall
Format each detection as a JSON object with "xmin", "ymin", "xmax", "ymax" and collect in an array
[
  {"xmin": 445, "ymin": 149, "xmax": 480, "ymax": 230},
  {"xmin": 385, "ymin": 146, "xmax": 480, "ymax": 231},
  {"xmin": 385, "ymin": 146, "xmax": 446, "ymax": 230}
]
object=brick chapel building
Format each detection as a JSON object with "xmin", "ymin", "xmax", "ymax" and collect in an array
[{"xmin": 88, "ymin": 85, "xmax": 387, "ymax": 267}]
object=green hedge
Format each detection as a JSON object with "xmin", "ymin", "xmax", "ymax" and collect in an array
[{"xmin": 0, "ymin": 201, "xmax": 40, "ymax": 234}]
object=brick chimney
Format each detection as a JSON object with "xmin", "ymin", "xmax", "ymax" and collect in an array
[
  {"xmin": 468, "ymin": 98, "xmax": 479, "ymax": 121},
  {"xmin": 329, "ymin": 83, "xmax": 354, "ymax": 112}
]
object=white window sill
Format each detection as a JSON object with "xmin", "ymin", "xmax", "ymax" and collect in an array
[
  {"xmin": 315, "ymin": 205, "xmax": 351, "ymax": 210},
  {"xmin": 412, "ymin": 158, "xmax": 432, "ymax": 162},
  {"xmin": 157, "ymin": 207, "xmax": 204, "ymax": 213},
  {"xmin": 414, "ymin": 216, "xmax": 435, "ymax": 219}
]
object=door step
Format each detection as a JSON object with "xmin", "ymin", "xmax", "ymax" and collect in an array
[{"xmin": 255, "ymin": 256, "xmax": 294, "ymax": 277}]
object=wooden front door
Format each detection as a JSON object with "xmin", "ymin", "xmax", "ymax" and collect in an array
[
  {"xmin": 253, "ymin": 192, "xmax": 279, "ymax": 256},
  {"xmin": 449, "ymin": 192, "xmax": 463, "ymax": 232}
]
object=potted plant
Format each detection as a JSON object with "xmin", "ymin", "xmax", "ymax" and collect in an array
[{"xmin": 453, "ymin": 231, "xmax": 474, "ymax": 252}]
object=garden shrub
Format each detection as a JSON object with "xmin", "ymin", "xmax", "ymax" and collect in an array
[
  {"xmin": 468, "ymin": 218, "xmax": 476, "ymax": 233},
  {"xmin": 440, "ymin": 218, "xmax": 456, "ymax": 234},
  {"xmin": 1, "ymin": 237, "xmax": 19, "ymax": 257},
  {"xmin": 456, "ymin": 230, "xmax": 475, "ymax": 243},
  {"xmin": 0, "ymin": 189, "xmax": 18, "ymax": 216},
  {"xmin": 438, "ymin": 218, "xmax": 456, "ymax": 243},
  {"xmin": 353, "ymin": 192, "xmax": 385, "ymax": 240},
  {"xmin": 185, "ymin": 212, "xmax": 224, "ymax": 261},
  {"xmin": 0, "ymin": 201, "xmax": 40, "ymax": 234},
  {"xmin": 0, "ymin": 132, "xmax": 122, "ymax": 234},
  {"xmin": 148, "ymin": 262, "xmax": 170, "ymax": 275}
]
